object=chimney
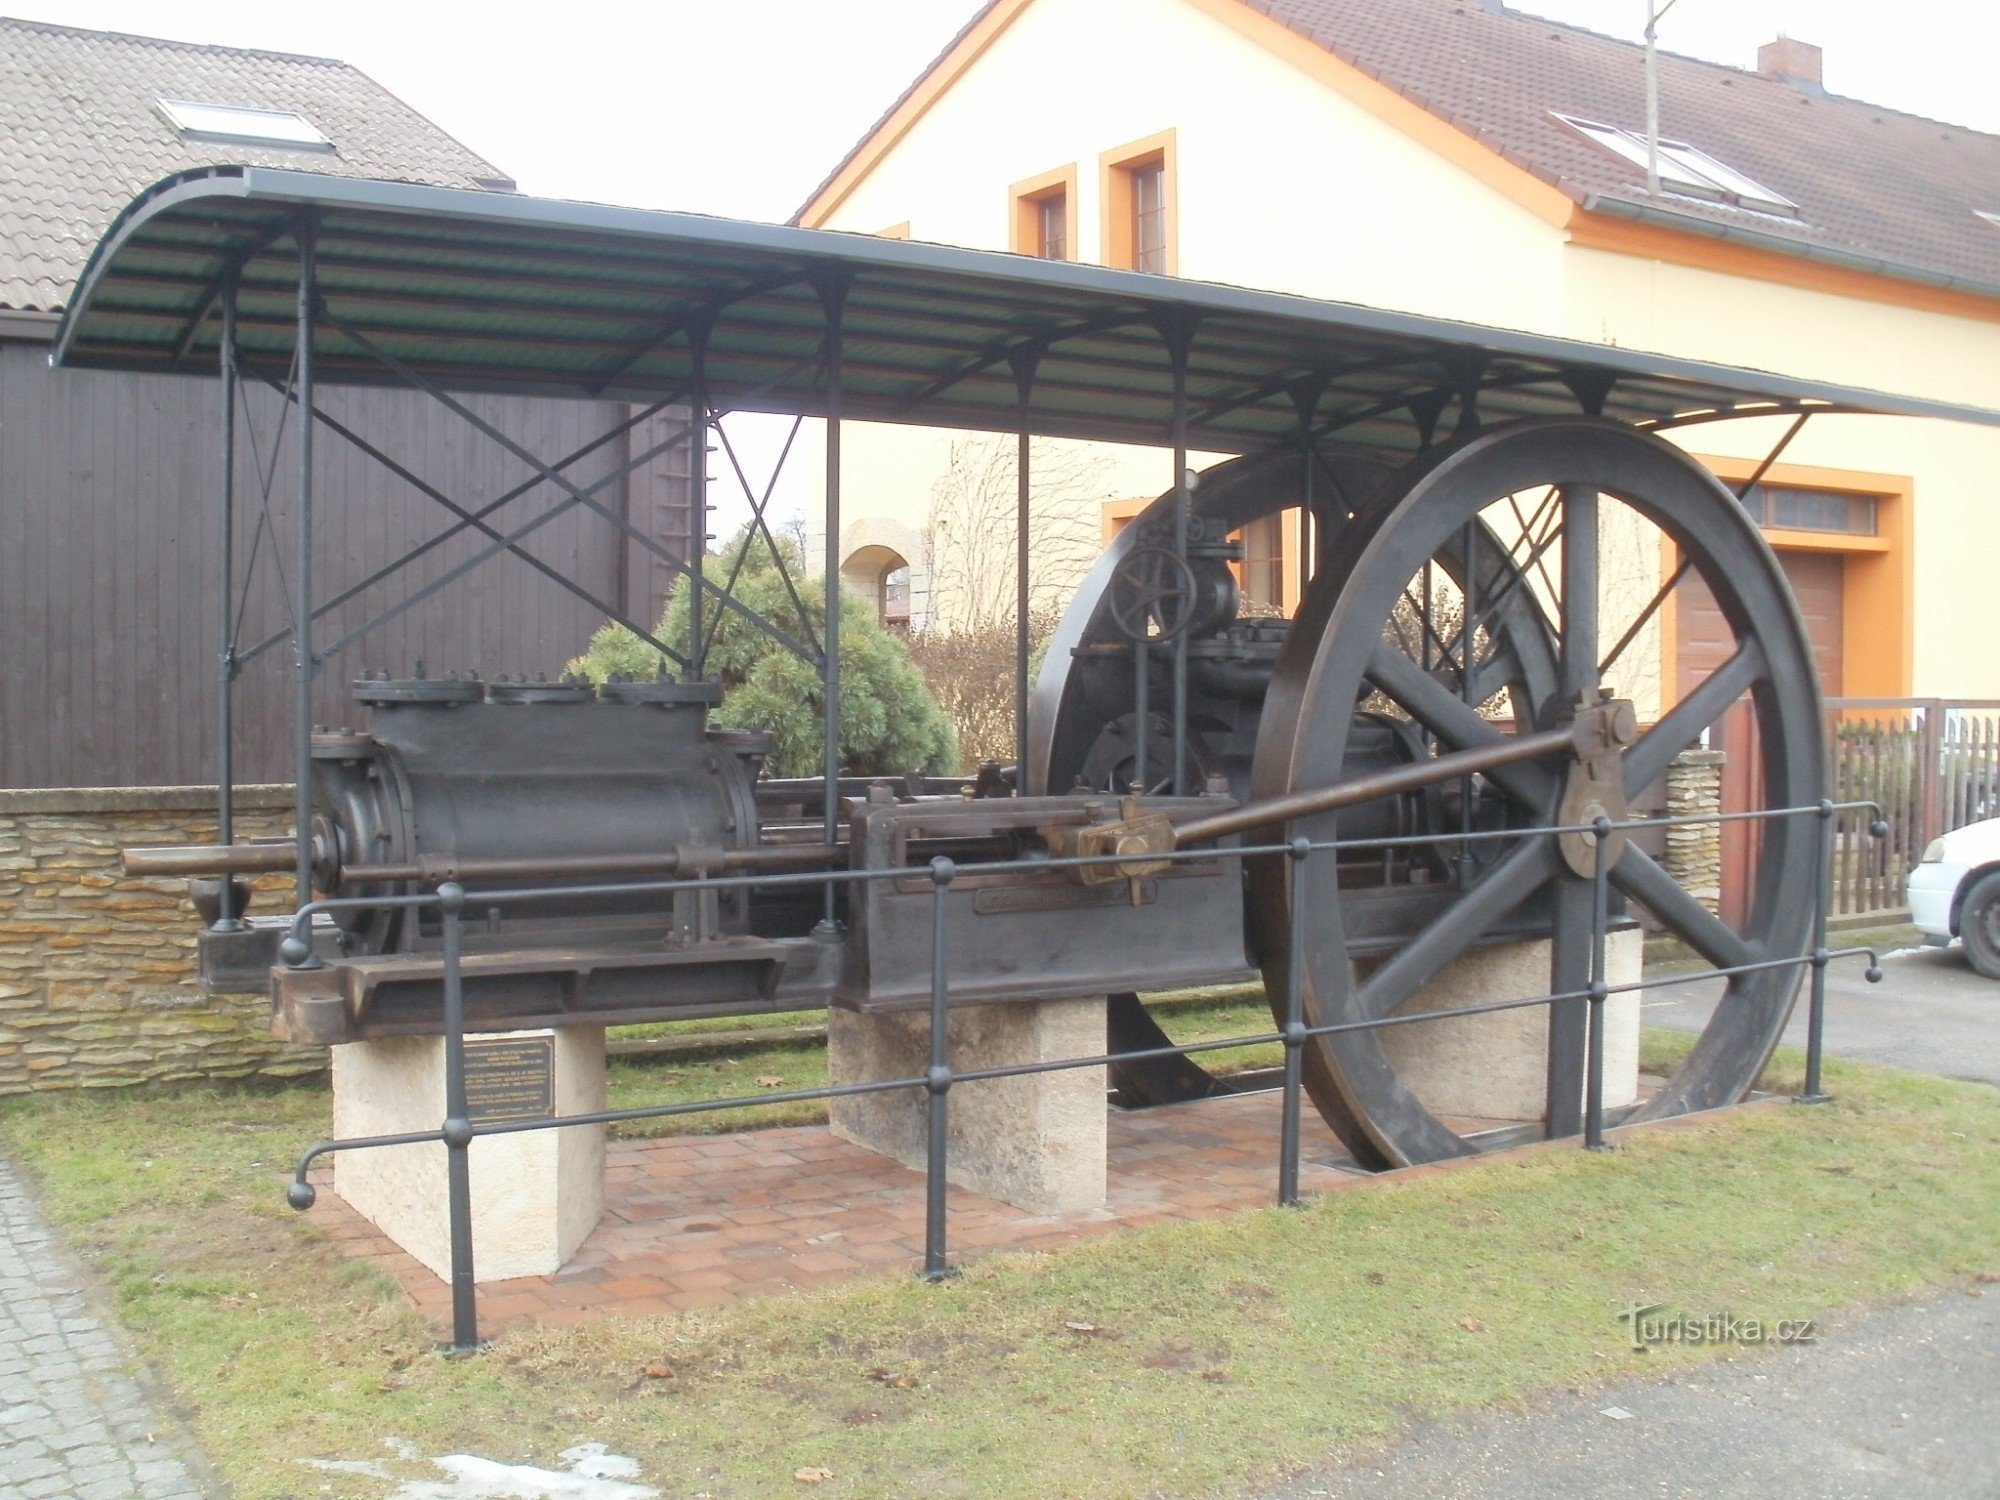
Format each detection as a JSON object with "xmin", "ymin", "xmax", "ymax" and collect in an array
[{"xmin": 1757, "ymin": 34, "xmax": 1823, "ymax": 91}]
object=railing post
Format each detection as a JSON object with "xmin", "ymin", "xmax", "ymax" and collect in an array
[
  {"xmin": 437, "ymin": 881, "xmax": 481, "ymax": 1353},
  {"xmin": 1798, "ymin": 800, "xmax": 1837, "ymax": 1105},
  {"xmin": 923, "ymin": 857, "xmax": 957, "ymax": 1281},
  {"xmin": 1278, "ymin": 836, "xmax": 1310, "ymax": 1206},
  {"xmin": 1584, "ymin": 817, "xmax": 1613, "ymax": 1152}
]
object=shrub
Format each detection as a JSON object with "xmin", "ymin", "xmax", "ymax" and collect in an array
[{"xmin": 568, "ymin": 526, "xmax": 957, "ymax": 779}]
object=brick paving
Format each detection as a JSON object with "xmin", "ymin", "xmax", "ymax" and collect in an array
[
  {"xmin": 307, "ymin": 1087, "xmax": 1434, "ymax": 1334},
  {"xmin": 0, "ymin": 1154, "xmax": 210, "ymax": 1500},
  {"xmin": 310, "ymin": 1082, "xmax": 1769, "ymax": 1340}
]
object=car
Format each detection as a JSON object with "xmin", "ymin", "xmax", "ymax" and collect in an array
[{"xmin": 1908, "ymin": 817, "xmax": 2000, "ymax": 979}]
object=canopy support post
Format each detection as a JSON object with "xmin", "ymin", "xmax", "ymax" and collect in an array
[
  {"xmin": 212, "ymin": 283, "xmax": 243, "ymax": 932},
  {"xmin": 1010, "ymin": 345, "xmax": 1041, "ymax": 784},
  {"xmin": 1165, "ymin": 314, "xmax": 1197, "ymax": 796},
  {"xmin": 1289, "ymin": 375, "xmax": 1328, "ymax": 617},
  {"xmin": 816, "ymin": 271, "xmax": 851, "ymax": 936},
  {"xmin": 293, "ymin": 218, "xmax": 318, "ymax": 910},
  {"xmin": 688, "ymin": 319, "xmax": 711, "ymax": 681}
]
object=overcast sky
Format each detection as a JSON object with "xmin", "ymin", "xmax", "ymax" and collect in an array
[{"xmin": 21, "ymin": 0, "xmax": 2000, "ymax": 220}]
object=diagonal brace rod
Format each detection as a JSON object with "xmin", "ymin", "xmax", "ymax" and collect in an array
[
  {"xmin": 1598, "ymin": 411, "xmax": 1811, "ymax": 678},
  {"xmin": 714, "ymin": 417, "xmax": 822, "ymax": 659},
  {"xmin": 319, "ymin": 304, "xmax": 819, "ymax": 666},
  {"xmin": 309, "ymin": 415, "xmax": 710, "ymax": 666},
  {"xmin": 702, "ymin": 416, "xmax": 809, "ymax": 664},
  {"xmin": 237, "ymin": 387, "xmax": 688, "ymax": 667},
  {"xmin": 290, "ymin": 395, "xmax": 686, "ymax": 667}
]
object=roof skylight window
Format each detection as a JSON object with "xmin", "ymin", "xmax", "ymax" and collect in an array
[
  {"xmin": 157, "ymin": 99, "xmax": 331, "ymax": 150},
  {"xmin": 1552, "ymin": 113, "xmax": 1796, "ymax": 214}
]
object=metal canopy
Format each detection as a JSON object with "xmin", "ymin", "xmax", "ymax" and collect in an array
[{"xmin": 53, "ymin": 167, "xmax": 2000, "ymax": 454}]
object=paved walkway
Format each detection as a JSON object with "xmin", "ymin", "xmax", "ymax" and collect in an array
[
  {"xmin": 0, "ymin": 1155, "xmax": 209, "ymax": 1500},
  {"xmin": 1648, "ymin": 941, "xmax": 2000, "ymax": 1088},
  {"xmin": 1262, "ymin": 1288, "xmax": 2000, "ymax": 1498}
]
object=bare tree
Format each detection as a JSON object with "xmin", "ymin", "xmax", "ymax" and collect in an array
[
  {"xmin": 909, "ymin": 435, "xmax": 1117, "ymax": 764},
  {"xmin": 922, "ymin": 436, "xmax": 1108, "ymax": 634}
]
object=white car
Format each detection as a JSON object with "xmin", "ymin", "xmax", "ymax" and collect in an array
[{"xmin": 1908, "ymin": 817, "xmax": 2000, "ymax": 978}]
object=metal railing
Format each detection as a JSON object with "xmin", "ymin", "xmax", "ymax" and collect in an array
[{"xmin": 279, "ymin": 799, "xmax": 1886, "ymax": 1354}]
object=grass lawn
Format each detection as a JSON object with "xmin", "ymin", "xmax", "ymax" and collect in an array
[{"xmin": 1, "ymin": 1019, "xmax": 1996, "ymax": 1499}]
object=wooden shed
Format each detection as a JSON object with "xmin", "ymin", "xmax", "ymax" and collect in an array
[{"xmin": 0, "ymin": 18, "xmax": 692, "ymax": 787}]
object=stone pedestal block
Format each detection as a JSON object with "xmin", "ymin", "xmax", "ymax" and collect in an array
[
  {"xmin": 1375, "ymin": 931, "xmax": 1642, "ymax": 1122},
  {"xmin": 827, "ymin": 999, "xmax": 1106, "ymax": 1215},
  {"xmin": 332, "ymin": 1026, "xmax": 606, "ymax": 1282}
]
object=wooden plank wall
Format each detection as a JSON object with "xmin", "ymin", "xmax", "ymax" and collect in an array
[{"xmin": 0, "ymin": 340, "xmax": 691, "ymax": 787}]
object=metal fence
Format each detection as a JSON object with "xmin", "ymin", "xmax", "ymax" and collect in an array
[
  {"xmin": 1829, "ymin": 699, "xmax": 2000, "ymax": 921},
  {"xmin": 279, "ymin": 800, "xmax": 1884, "ymax": 1355}
]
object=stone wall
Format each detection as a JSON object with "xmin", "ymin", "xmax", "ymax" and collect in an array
[
  {"xmin": 0, "ymin": 786, "xmax": 322, "ymax": 1096},
  {"xmin": 1664, "ymin": 749, "xmax": 1726, "ymax": 915}
]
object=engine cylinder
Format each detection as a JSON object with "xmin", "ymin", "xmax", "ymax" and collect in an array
[{"xmin": 311, "ymin": 676, "xmax": 767, "ymax": 954}]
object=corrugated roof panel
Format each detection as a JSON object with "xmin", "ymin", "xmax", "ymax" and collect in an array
[{"xmin": 51, "ymin": 167, "xmax": 2000, "ymax": 455}]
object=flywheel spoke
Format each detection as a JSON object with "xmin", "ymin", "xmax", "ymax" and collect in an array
[
  {"xmin": 1351, "ymin": 838, "xmax": 1562, "ymax": 1020},
  {"xmin": 1366, "ymin": 643, "xmax": 1557, "ymax": 811},
  {"xmin": 1611, "ymin": 843, "xmax": 1757, "ymax": 971},
  {"xmin": 1623, "ymin": 640, "xmax": 1766, "ymax": 796}
]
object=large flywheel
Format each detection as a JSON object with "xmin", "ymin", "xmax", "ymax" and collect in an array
[
  {"xmin": 1031, "ymin": 446, "xmax": 1398, "ymax": 1108},
  {"xmin": 1248, "ymin": 418, "xmax": 1823, "ymax": 1168},
  {"xmin": 1033, "ymin": 418, "xmax": 1821, "ymax": 1165}
]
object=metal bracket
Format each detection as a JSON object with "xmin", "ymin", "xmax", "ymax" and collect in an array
[
  {"xmin": 1044, "ymin": 796, "xmax": 1176, "ymax": 903},
  {"xmin": 1558, "ymin": 689, "xmax": 1638, "ymax": 877}
]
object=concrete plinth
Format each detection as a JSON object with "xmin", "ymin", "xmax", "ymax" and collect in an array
[
  {"xmin": 827, "ymin": 999, "xmax": 1107, "ymax": 1215},
  {"xmin": 1375, "ymin": 931, "xmax": 1642, "ymax": 1121},
  {"xmin": 331, "ymin": 1026, "xmax": 606, "ymax": 1283}
]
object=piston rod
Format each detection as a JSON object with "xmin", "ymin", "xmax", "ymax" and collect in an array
[
  {"xmin": 1171, "ymin": 719, "xmax": 1591, "ymax": 846},
  {"xmin": 123, "ymin": 840, "xmax": 844, "ymax": 882}
]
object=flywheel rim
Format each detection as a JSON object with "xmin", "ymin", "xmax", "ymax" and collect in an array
[{"xmin": 1248, "ymin": 418, "xmax": 1823, "ymax": 1169}]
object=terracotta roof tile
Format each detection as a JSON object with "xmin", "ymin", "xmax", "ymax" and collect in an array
[
  {"xmin": 1245, "ymin": 0, "xmax": 2000, "ymax": 291},
  {"xmin": 0, "ymin": 16, "xmax": 513, "ymax": 312},
  {"xmin": 800, "ymin": 0, "xmax": 2000, "ymax": 298}
]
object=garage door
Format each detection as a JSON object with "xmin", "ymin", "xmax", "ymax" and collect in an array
[{"xmin": 1676, "ymin": 549, "xmax": 1844, "ymax": 927}]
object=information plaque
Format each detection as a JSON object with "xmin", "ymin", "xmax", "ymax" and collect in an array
[{"xmin": 462, "ymin": 1035, "xmax": 555, "ymax": 1123}]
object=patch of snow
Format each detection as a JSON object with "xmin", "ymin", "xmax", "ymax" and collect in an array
[
  {"xmin": 302, "ymin": 1441, "xmax": 658, "ymax": 1500},
  {"xmin": 387, "ymin": 1443, "xmax": 658, "ymax": 1500}
]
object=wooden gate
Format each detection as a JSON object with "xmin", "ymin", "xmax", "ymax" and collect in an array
[{"xmin": 1828, "ymin": 699, "xmax": 2000, "ymax": 922}]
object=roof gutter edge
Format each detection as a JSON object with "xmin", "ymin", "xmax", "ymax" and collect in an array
[
  {"xmin": 0, "ymin": 309, "xmax": 60, "ymax": 341},
  {"xmin": 1579, "ymin": 194, "xmax": 2000, "ymax": 307},
  {"xmin": 50, "ymin": 166, "xmax": 254, "ymax": 368}
]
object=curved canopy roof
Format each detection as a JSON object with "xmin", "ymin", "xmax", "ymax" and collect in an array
[{"xmin": 51, "ymin": 166, "xmax": 2000, "ymax": 455}]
